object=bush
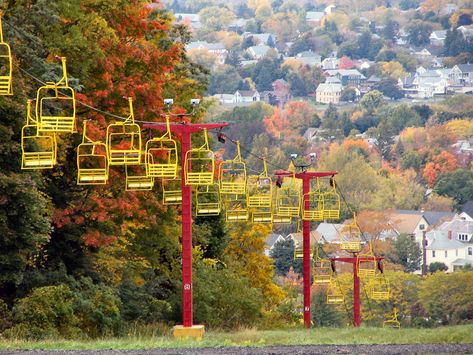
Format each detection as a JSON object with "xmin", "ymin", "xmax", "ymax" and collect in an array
[
  {"xmin": 6, "ymin": 285, "xmax": 81, "ymax": 339},
  {"xmin": 429, "ymin": 262, "xmax": 448, "ymax": 273},
  {"xmin": 0, "ymin": 299, "xmax": 12, "ymax": 332},
  {"xmin": 5, "ymin": 280, "xmax": 124, "ymax": 339}
]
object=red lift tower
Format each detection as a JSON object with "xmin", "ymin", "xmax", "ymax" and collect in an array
[
  {"xmin": 330, "ymin": 255, "xmax": 384, "ymax": 327},
  {"xmin": 144, "ymin": 121, "xmax": 228, "ymax": 338},
  {"xmin": 275, "ymin": 170, "xmax": 337, "ymax": 328}
]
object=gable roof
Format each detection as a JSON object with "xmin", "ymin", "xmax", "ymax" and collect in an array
[
  {"xmin": 316, "ymin": 223, "xmax": 344, "ymax": 243},
  {"xmin": 457, "ymin": 64, "xmax": 473, "ymax": 73},
  {"xmin": 422, "ymin": 211, "xmax": 455, "ymax": 226},
  {"xmin": 426, "ymin": 230, "xmax": 465, "ymax": 250},
  {"xmin": 236, "ymin": 90, "xmax": 259, "ymax": 97},
  {"xmin": 390, "ymin": 211, "xmax": 424, "ymax": 234},
  {"xmin": 316, "ymin": 83, "xmax": 343, "ymax": 93},
  {"xmin": 266, "ymin": 234, "xmax": 284, "ymax": 249},
  {"xmin": 462, "ymin": 201, "xmax": 473, "ymax": 219}
]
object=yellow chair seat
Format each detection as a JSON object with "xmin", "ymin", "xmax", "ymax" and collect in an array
[
  {"xmin": 147, "ymin": 164, "xmax": 178, "ymax": 178},
  {"xmin": 38, "ymin": 115, "xmax": 75, "ymax": 133},
  {"xmin": 302, "ymin": 210, "xmax": 324, "ymax": 221},
  {"xmin": 272, "ymin": 215, "xmax": 292, "ymax": 224},
  {"xmin": 341, "ymin": 241, "xmax": 362, "ymax": 252},
  {"xmin": 185, "ymin": 172, "xmax": 213, "ymax": 185},
  {"xmin": 220, "ymin": 182, "xmax": 246, "ymax": 195},
  {"xmin": 327, "ymin": 294, "xmax": 344, "ymax": 304}
]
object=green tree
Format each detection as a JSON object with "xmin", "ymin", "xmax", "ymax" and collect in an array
[
  {"xmin": 270, "ymin": 239, "xmax": 295, "ymax": 276},
  {"xmin": 311, "ymin": 289, "xmax": 344, "ymax": 327},
  {"xmin": 208, "ymin": 65, "xmax": 243, "ymax": 95},
  {"xmin": 375, "ymin": 79, "xmax": 404, "ymax": 100},
  {"xmin": 406, "ymin": 21, "xmax": 433, "ymax": 46},
  {"xmin": 434, "ymin": 170, "xmax": 473, "ymax": 208},
  {"xmin": 360, "ymin": 90, "xmax": 384, "ymax": 112},
  {"xmin": 388, "ymin": 234, "xmax": 422, "ymax": 272}
]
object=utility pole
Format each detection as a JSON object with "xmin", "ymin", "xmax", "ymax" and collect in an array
[{"xmin": 422, "ymin": 230, "xmax": 427, "ymax": 276}]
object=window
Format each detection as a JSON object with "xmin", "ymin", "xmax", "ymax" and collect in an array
[
  {"xmin": 445, "ymin": 250, "xmax": 448, "ymax": 258},
  {"xmin": 469, "ymin": 247, "xmax": 472, "ymax": 256},
  {"xmin": 419, "ymin": 224, "xmax": 425, "ymax": 230},
  {"xmin": 458, "ymin": 233, "xmax": 468, "ymax": 241},
  {"xmin": 432, "ymin": 250, "xmax": 436, "ymax": 258}
]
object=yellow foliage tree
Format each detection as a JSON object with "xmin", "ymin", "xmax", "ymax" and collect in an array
[
  {"xmin": 225, "ymin": 223, "xmax": 285, "ymax": 308},
  {"xmin": 446, "ymin": 119, "xmax": 473, "ymax": 139},
  {"xmin": 381, "ymin": 61, "xmax": 407, "ymax": 80}
]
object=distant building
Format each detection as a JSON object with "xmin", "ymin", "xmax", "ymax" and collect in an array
[
  {"xmin": 186, "ymin": 41, "xmax": 228, "ymax": 64},
  {"xmin": 315, "ymin": 83, "xmax": 343, "ymax": 104},
  {"xmin": 246, "ymin": 45, "xmax": 272, "ymax": 59},
  {"xmin": 426, "ymin": 230, "xmax": 472, "ymax": 272},
  {"xmin": 430, "ymin": 30, "xmax": 447, "ymax": 45},
  {"xmin": 265, "ymin": 234, "xmax": 285, "ymax": 256},
  {"xmin": 451, "ymin": 64, "xmax": 473, "ymax": 86},
  {"xmin": 306, "ymin": 11, "xmax": 325, "ymax": 27},
  {"xmin": 174, "ymin": 13, "xmax": 201, "ymax": 30},
  {"xmin": 233, "ymin": 90, "xmax": 260, "ymax": 103}
]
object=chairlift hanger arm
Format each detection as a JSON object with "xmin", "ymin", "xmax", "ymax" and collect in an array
[
  {"xmin": 143, "ymin": 122, "xmax": 229, "ymax": 134},
  {"xmin": 274, "ymin": 170, "xmax": 338, "ymax": 179}
]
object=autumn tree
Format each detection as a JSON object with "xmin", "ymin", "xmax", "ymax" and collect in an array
[{"xmin": 422, "ymin": 151, "xmax": 458, "ymax": 187}]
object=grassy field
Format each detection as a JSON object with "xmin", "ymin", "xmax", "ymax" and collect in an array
[{"xmin": 1, "ymin": 325, "xmax": 473, "ymax": 350}]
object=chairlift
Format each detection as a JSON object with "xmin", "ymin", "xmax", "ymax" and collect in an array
[
  {"xmin": 326, "ymin": 279, "xmax": 344, "ymax": 304},
  {"xmin": 145, "ymin": 114, "xmax": 178, "ymax": 179},
  {"xmin": 313, "ymin": 245, "xmax": 332, "ymax": 284},
  {"xmin": 196, "ymin": 184, "xmax": 221, "ymax": 216},
  {"xmin": 162, "ymin": 179, "xmax": 182, "ymax": 205},
  {"xmin": 106, "ymin": 97, "xmax": 142, "ymax": 165},
  {"xmin": 357, "ymin": 242, "xmax": 377, "ymax": 279},
  {"xmin": 369, "ymin": 275, "xmax": 390, "ymax": 301},
  {"xmin": 21, "ymin": 100, "xmax": 57, "ymax": 169},
  {"xmin": 77, "ymin": 121, "xmax": 108, "ymax": 185},
  {"xmin": 383, "ymin": 308, "xmax": 401, "ymax": 329},
  {"xmin": 219, "ymin": 141, "xmax": 246, "ymax": 194},
  {"xmin": 125, "ymin": 162, "xmax": 154, "ymax": 191},
  {"xmin": 275, "ymin": 175, "xmax": 301, "ymax": 218},
  {"xmin": 294, "ymin": 223, "xmax": 315, "ymax": 259},
  {"xmin": 302, "ymin": 178, "xmax": 323, "ymax": 221},
  {"xmin": 340, "ymin": 212, "xmax": 362, "ymax": 253},
  {"xmin": 36, "ymin": 57, "xmax": 76, "ymax": 133},
  {"xmin": 322, "ymin": 178, "xmax": 340, "ymax": 220},
  {"xmin": 222, "ymin": 193, "xmax": 248, "ymax": 222},
  {"xmin": 0, "ymin": 16, "xmax": 13, "ymax": 95},
  {"xmin": 184, "ymin": 128, "xmax": 214, "ymax": 185},
  {"xmin": 251, "ymin": 207, "xmax": 273, "ymax": 224},
  {"xmin": 247, "ymin": 159, "xmax": 272, "ymax": 209}
]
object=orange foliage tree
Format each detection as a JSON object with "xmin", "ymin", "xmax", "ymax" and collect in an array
[{"xmin": 423, "ymin": 151, "xmax": 458, "ymax": 187}]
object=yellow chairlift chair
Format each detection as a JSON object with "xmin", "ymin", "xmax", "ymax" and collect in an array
[
  {"xmin": 247, "ymin": 159, "xmax": 272, "ymax": 209},
  {"xmin": 222, "ymin": 193, "xmax": 248, "ymax": 222},
  {"xmin": 274, "ymin": 175, "xmax": 301, "ymax": 222},
  {"xmin": 313, "ymin": 246, "xmax": 332, "ymax": 284},
  {"xmin": 326, "ymin": 279, "xmax": 345, "ymax": 304},
  {"xmin": 36, "ymin": 57, "xmax": 76, "ymax": 133},
  {"xmin": 340, "ymin": 212, "xmax": 362, "ymax": 253},
  {"xmin": 125, "ymin": 160, "xmax": 154, "ymax": 191},
  {"xmin": 21, "ymin": 100, "xmax": 57, "ymax": 169},
  {"xmin": 219, "ymin": 141, "xmax": 246, "ymax": 195},
  {"xmin": 293, "ymin": 224, "xmax": 315, "ymax": 259},
  {"xmin": 322, "ymin": 178, "xmax": 341, "ymax": 220},
  {"xmin": 184, "ymin": 128, "xmax": 214, "ymax": 186},
  {"xmin": 0, "ymin": 15, "xmax": 13, "ymax": 95},
  {"xmin": 251, "ymin": 207, "xmax": 273, "ymax": 224},
  {"xmin": 369, "ymin": 274, "xmax": 391, "ymax": 301},
  {"xmin": 196, "ymin": 184, "xmax": 221, "ymax": 216},
  {"xmin": 145, "ymin": 114, "xmax": 178, "ymax": 179},
  {"xmin": 106, "ymin": 97, "xmax": 142, "ymax": 165},
  {"xmin": 77, "ymin": 121, "xmax": 108, "ymax": 185},
  {"xmin": 357, "ymin": 242, "xmax": 377, "ymax": 279},
  {"xmin": 302, "ymin": 178, "xmax": 323, "ymax": 221},
  {"xmin": 162, "ymin": 179, "xmax": 182, "ymax": 205},
  {"xmin": 383, "ymin": 308, "xmax": 401, "ymax": 329}
]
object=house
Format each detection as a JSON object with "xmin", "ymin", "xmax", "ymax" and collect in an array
[
  {"xmin": 426, "ymin": 230, "xmax": 472, "ymax": 272},
  {"xmin": 458, "ymin": 25, "xmax": 473, "ymax": 39},
  {"xmin": 315, "ymin": 83, "xmax": 343, "ymax": 104},
  {"xmin": 321, "ymin": 57, "xmax": 338, "ymax": 70},
  {"xmin": 233, "ymin": 90, "xmax": 260, "ymax": 103},
  {"xmin": 430, "ymin": 30, "xmax": 447, "ymax": 46},
  {"xmin": 399, "ymin": 70, "xmax": 448, "ymax": 99},
  {"xmin": 265, "ymin": 233, "xmax": 286, "ymax": 256},
  {"xmin": 272, "ymin": 79, "xmax": 291, "ymax": 106},
  {"xmin": 286, "ymin": 231, "xmax": 319, "ymax": 250},
  {"xmin": 388, "ymin": 210, "xmax": 454, "ymax": 243},
  {"xmin": 248, "ymin": 33, "xmax": 277, "ymax": 46},
  {"xmin": 451, "ymin": 64, "xmax": 473, "ymax": 86},
  {"xmin": 306, "ymin": 11, "xmax": 325, "ymax": 27},
  {"xmin": 227, "ymin": 18, "xmax": 248, "ymax": 33},
  {"xmin": 174, "ymin": 13, "xmax": 201, "ymax": 30},
  {"xmin": 324, "ymin": 5, "xmax": 336, "ymax": 15},
  {"xmin": 315, "ymin": 222, "xmax": 344, "ymax": 244},
  {"xmin": 325, "ymin": 69, "xmax": 366, "ymax": 86},
  {"xmin": 246, "ymin": 45, "xmax": 272, "ymax": 59},
  {"xmin": 186, "ymin": 41, "xmax": 228, "ymax": 64},
  {"xmin": 295, "ymin": 51, "xmax": 322, "ymax": 66},
  {"xmin": 412, "ymin": 45, "xmax": 443, "ymax": 60}
]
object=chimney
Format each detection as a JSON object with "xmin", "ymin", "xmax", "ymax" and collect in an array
[{"xmin": 448, "ymin": 230, "xmax": 452, "ymax": 240}]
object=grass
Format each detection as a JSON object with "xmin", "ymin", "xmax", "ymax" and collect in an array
[{"xmin": 1, "ymin": 324, "xmax": 473, "ymax": 350}]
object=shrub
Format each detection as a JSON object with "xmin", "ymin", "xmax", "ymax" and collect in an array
[{"xmin": 6, "ymin": 285, "xmax": 81, "ymax": 339}]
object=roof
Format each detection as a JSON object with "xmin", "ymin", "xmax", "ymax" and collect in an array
[
  {"xmin": 462, "ymin": 201, "xmax": 473, "ymax": 219},
  {"xmin": 451, "ymin": 258, "xmax": 473, "ymax": 266},
  {"xmin": 236, "ymin": 90, "xmax": 258, "ymax": 97},
  {"xmin": 287, "ymin": 231, "xmax": 319, "ymax": 247},
  {"xmin": 316, "ymin": 223, "xmax": 344, "ymax": 243},
  {"xmin": 456, "ymin": 64, "xmax": 473, "ymax": 73},
  {"xmin": 325, "ymin": 77, "xmax": 341, "ymax": 84},
  {"xmin": 266, "ymin": 234, "xmax": 284, "ymax": 249},
  {"xmin": 296, "ymin": 50, "xmax": 321, "ymax": 58},
  {"xmin": 186, "ymin": 41, "xmax": 225, "ymax": 51},
  {"xmin": 430, "ymin": 30, "xmax": 447, "ymax": 39},
  {"xmin": 306, "ymin": 11, "xmax": 325, "ymax": 21},
  {"xmin": 367, "ymin": 75, "xmax": 381, "ymax": 83},
  {"xmin": 436, "ymin": 216, "xmax": 473, "ymax": 235},
  {"xmin": 390, "ymin": 211, "xmax": 424, "ymax": 234},
  {"xmin": 316, "ymin": 83, "xmax": 343, "ymax": 93},
  {"xmin": 247, "ymin": 45, "xmax": 271, "ymax": 56},
  {"xmin": 426, "ymin": 230, "xmax": 465, "ymax": 250},
  {"xmin": 422, "ymin": 211, "xmax": 455, "ymax": 226}
]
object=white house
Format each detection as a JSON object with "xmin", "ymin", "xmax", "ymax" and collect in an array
[
  {"xmin": 315, "ymin": 83, "xmax": 343, "ymax": 104},
  {"xmin": 426, "ymin": 230, "xmax": 473, "ymax": 272},
  {"xmin": 429, "ymin": 30, "xmax": 447, "ymax": 45},
  {"xmin": 321, "ymin": 57, "xmax": 339, "ymax": 70},
  {"xmin": 451, "ymin": 64, "xmax": 473, "ymax": 86},
  {"xmin": 186, "ymin": 41, "xmax": 228, "ymax": 64},
  {"xmin": 246, "ymin": 45, "xmax": 272, "ymax": 59},
  {"xmin": 174, "ymin": 13, "xmax": 201, "ymax": 29},
  {"xmin": 233, "ymin": 90, "xmax": 260, "ymax": 103}
]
